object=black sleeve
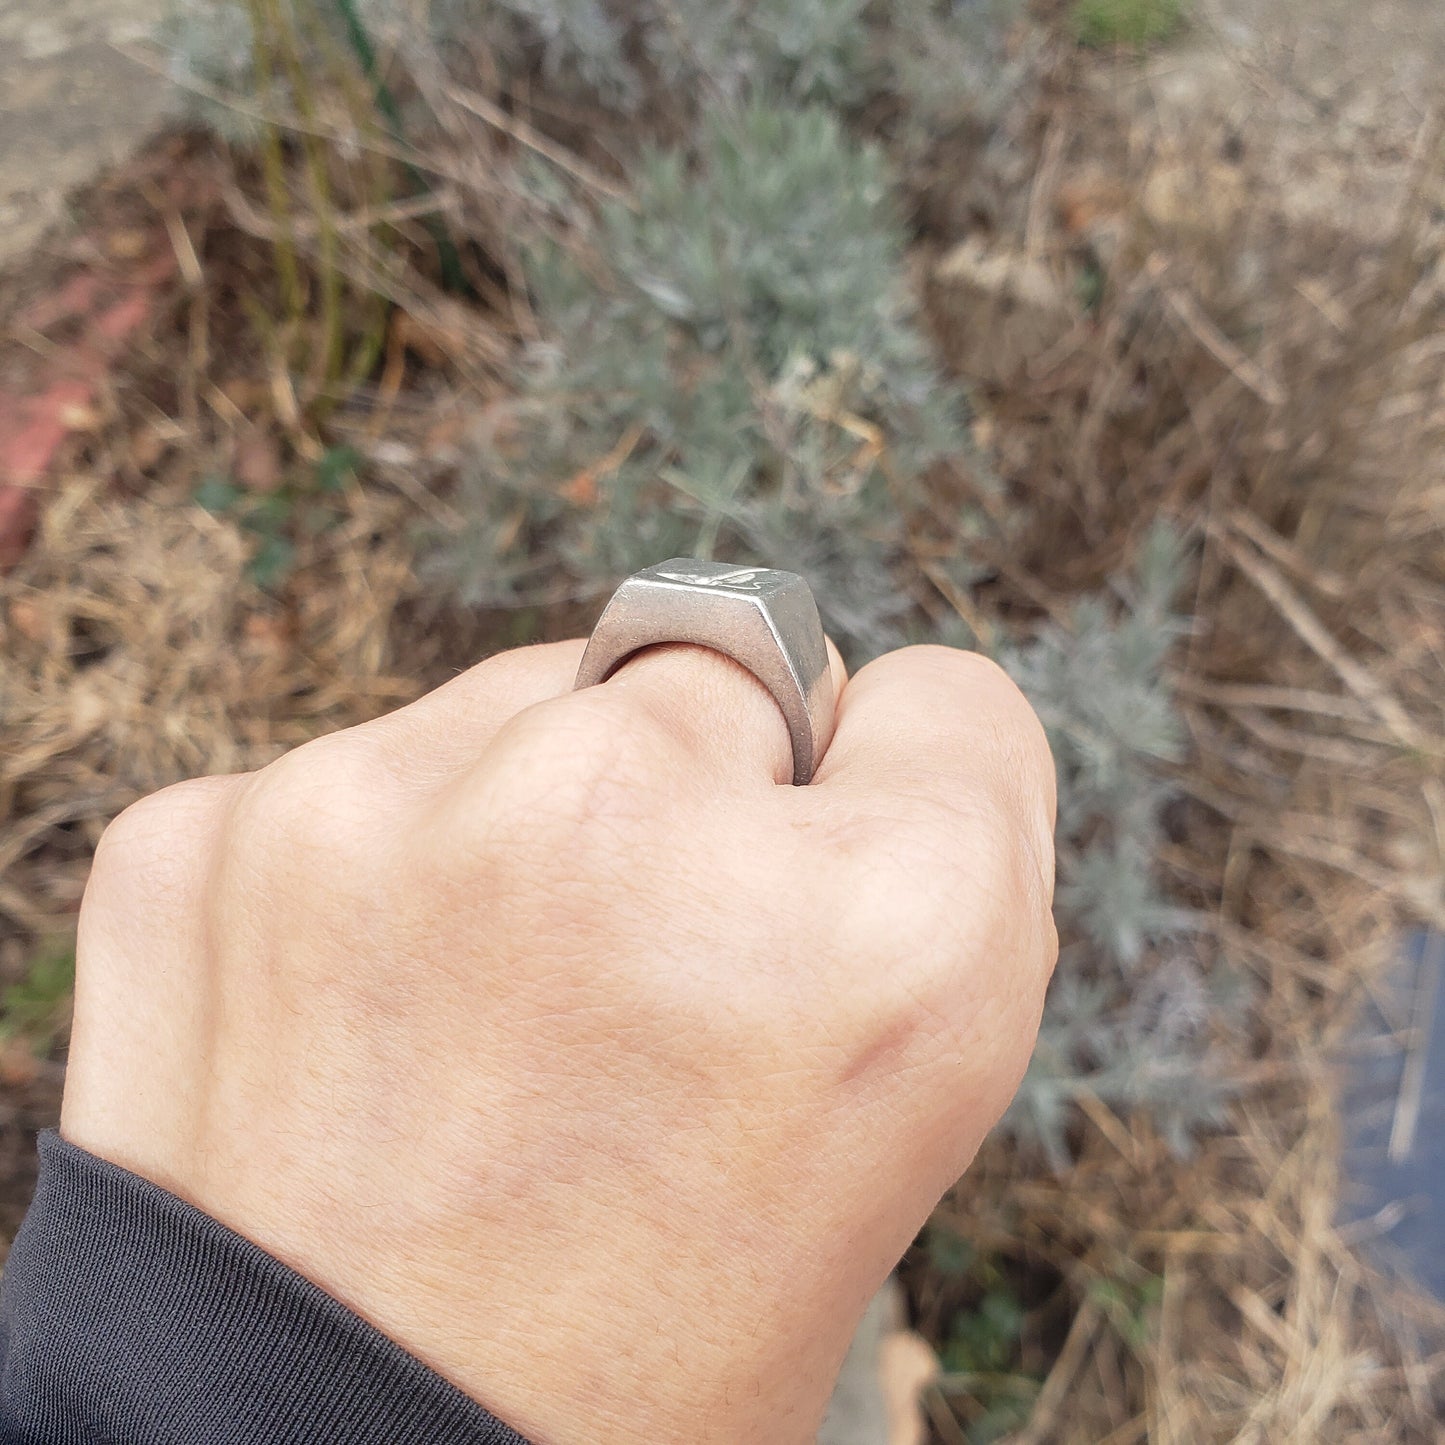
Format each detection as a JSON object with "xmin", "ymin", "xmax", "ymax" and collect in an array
[{"xmin": 0, "ymin": 1132, "xmax": 532, "ymax": 1445}]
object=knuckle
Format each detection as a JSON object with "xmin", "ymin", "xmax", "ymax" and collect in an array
[
  {"xmin": 977, "ymin": 741, "xmax": 1057, "ymax": 955},
  {"xmin": 946, "ymin": 790, "xmax": 1052, "ymax": 955},
  {"xmin": 495, "ymin": 689, "xmax": 680, "ymax": 827},
  {"xmin": 559, "ymin": 686, "xmax": 690, "ymax": 776},
  {"xmin": 233, "ymin": 733, "xmax": 393, "ymax": 877},
  {"xmin": 447, "ymin": 688, "xmax": 689, "ymax": 902},
  {"xmin": 89, "ymin": 778, "xmax": 226, "ymax": 901},
  {"xmin": 891, "ymin": 645, "xmax": 1057, "ymax": 831},
  {"xmin": 79, "ymin": 781, "xmax": 234, "ymax": 995},
  {"xmin": 896, "ymin": 644, "xmax": 1020, "ymax": 704},
  {"xmin": 926, "ymin": 650, "xmax": 1057, "ymax": 892},
  {"xmin": 942, "ymin": 650, "xmax": 1053, "ymax": 776},
  {"xmin": 957, "ymin": 818, "xmax": 1057, "ymax": 1033},
  {"xmin": 975, "ymin": 663, "xmax": 1057, "ymax": 831}
]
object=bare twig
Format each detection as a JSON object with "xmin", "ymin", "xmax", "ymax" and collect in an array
[
  {"xmin": 1010, "ymin": 1298, "xmax": 1105, "ymax": 1445},
  {"xmin": 1024, "ymin": 115, "xmax": 1067, "ymax": 262},
  {"xmin": 220, "ymin": 177, "xmax": 460, "ymax": 242},
  {"xmin": 1145, "ymin": 254, "xmax": 1287, "ymax": 407},
  {"xmin": 1228, "ymin": 509, "xmax": 1349, "ymax": 599},
  {"xmin": 1173, "ymin": 677, "xmax": 1376, "ymax": 724},
  {"xmin": 444, "ymin": 84, "xmax": 628, "ymax": 200},
  {"xmin": 1219, "ymin": 529, "xmax": 1428, "ymax": 750}
]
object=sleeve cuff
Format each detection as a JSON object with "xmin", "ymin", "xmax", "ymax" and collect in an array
[{"xmin": 0, "ymin": 1131, "xmax": 532, "ymax": 1445}]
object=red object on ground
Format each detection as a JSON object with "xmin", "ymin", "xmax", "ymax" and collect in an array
[
  {"xmin": 0, "ymin": 484, "xmax": 37, "ymax": 570},
  {"xmin": 0, "ymin": 379, "xmax": 96, "ymax": 485},
  {"xmin": 0, "ymin": 238, "xmax": 174, "ymax": 568}
]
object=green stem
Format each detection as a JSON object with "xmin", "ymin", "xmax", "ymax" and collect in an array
[
  {"xmin": 331, "ymin": 0, "xmax": 405, "ymax": 134},
  {"xmin": 330, "ymin": 0, "xmax": 468, "ymax": 295},
  {"xmin": 248, "ymin": 2, "xmax": 304, "ymax": 329},
  {"xmin": 270, "ymin": 0, "xmax": 345, "ymax": 392}
]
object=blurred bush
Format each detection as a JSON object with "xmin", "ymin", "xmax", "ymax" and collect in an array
[
  {"xmin": 168, "ymin": 0, "xmax": 1029, "ymax": 144},
  {"xmin": 1001, "ymin": 526, "xmax": 1243, "ymax": 1169},
  {"xmin": 486, "ymin": 0, "xmax": 875, "ymax": 110},
  {"xmin": 423, "ymin": 101, "xmax": 979, "ymax": 658},
  {"xmin": 449, "ymin": 0, "xmax": 1023, "ymax": 121},
  {"xmin": 1072, "ymin": 0, "xmax": 1182, "ymax": 49}
]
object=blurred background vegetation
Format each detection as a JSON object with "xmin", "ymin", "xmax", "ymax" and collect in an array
[{"xmin": 1, "ymin": 0, "xmax": 1442, "ymax": 1440}]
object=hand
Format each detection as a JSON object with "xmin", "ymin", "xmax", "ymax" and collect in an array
[{"xmin": 62, "ymin": 638, "xmax": 1056, "ymax": 1445}]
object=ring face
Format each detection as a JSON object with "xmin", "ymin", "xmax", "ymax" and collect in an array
[{"xmin": 574, "ymin": 558, "xmax": 835, "ymax": 785}]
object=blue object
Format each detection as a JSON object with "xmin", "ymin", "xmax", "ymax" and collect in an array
[{"xmin": 1341, "ymin": 928, "xmax": 1445, "ymax": 1299}]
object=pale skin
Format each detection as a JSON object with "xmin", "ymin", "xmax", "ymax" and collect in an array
[{"xmin": 61, "ymin": 638, "xmax": 1057, "ymax": 1445}]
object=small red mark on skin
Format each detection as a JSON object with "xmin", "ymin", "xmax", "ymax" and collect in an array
[{"xmin": 836, "ymin": 1006, "xmax": 916, "ymax": 1090}]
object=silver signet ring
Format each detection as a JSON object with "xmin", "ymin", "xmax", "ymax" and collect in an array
[{"xmin": 573, "ymin": 559, "xmax": 837, "ymax": 786}]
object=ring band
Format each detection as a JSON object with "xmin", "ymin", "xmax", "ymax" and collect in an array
[{"xmin": 573, "ymin": 558, "xmax": 836, "ymax": 785}]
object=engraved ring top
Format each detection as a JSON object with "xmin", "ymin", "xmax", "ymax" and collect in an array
[{"xmin": 573, "ymin": 558, "xmax": 837, "ymax": 785}]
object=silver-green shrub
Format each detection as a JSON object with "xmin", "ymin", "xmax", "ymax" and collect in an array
[
  {"xmin": 476, "ymin": 0, "xmax": 886, "ymax": 112},
  {"xmin": 424, "ymin": 101, "xmax": 981, "ymax": 658},
  {"xmin": 476, "ymin": 0, "xmax": 1031, "ymax": 137},
  {"xmin": 165, "ymin": 0, "xmax": 1025, "ymax": 132},
  {"xmin": 1001, "ymin": 525, "xmax": 1245, "ymax": 1169}
]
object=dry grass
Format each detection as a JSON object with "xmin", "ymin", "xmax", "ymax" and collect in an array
[
  {"xmin": 1, "ymin": 15, "xmax": 1444, "ymax": 1443},
  {"xmin": 0, "ymin": 136, "xmax": 463, "ymax": 1121},
  {"xmin": 908, "ymin": 33, "xmax": 1445, "ymax": 1443}
]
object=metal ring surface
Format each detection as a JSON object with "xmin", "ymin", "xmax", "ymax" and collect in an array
[{"xmin": 573, "ymin": 558, "xmax": 835, "ymax": 785}]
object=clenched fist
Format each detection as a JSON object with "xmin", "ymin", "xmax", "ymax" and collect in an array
[{"xmin": 61, "ymin": 639, "xmax": 1056, "ymax": 1445}]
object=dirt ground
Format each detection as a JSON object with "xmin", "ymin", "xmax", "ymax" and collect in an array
[
  {"xmin": 1116, "ymin": 0, "xmax": 1445, "ymax": 246},
  {"xmin": 0, "ymin": 0, "xmax": 170, "ymax": 268}
]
